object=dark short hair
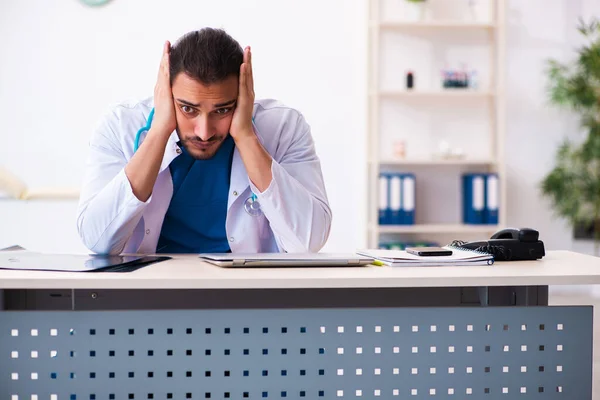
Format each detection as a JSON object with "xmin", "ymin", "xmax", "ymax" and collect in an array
[{"xmin": 169, "ymin": 28, "xmax": 243, "ymax": 85}]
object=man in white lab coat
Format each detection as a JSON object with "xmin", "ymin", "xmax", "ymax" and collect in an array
[{"xmin": 76, "ymin": 28, "xmax": 332, "ymax": 255}]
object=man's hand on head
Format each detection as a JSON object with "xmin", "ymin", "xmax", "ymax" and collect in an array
[
  {"xmin": 151, "ymin": 41, "xmax": 177, "ymax": 139},
  {"xmin": 124, "ymin": 41, "xmax": 178, "ymax": 203},
  {"xmin": 228, "ymin": 46, "xmax": 273, "ymax": 193},
  {"xmin": 229, "ymin": 46, "xmax": 256, "ymax": 143}
]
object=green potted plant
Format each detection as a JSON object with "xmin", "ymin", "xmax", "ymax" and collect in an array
[{"xmin": 541, "ymin": 18, "xmax": 600, "ymax": 254}]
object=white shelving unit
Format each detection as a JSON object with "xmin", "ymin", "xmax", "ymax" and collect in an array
[
  {"xmin": 378, "ymin": 21, "xmax": 497, "ymax": 30},
  {"xmin": 376, "ymin": 223, "xmax": 502, "ymax": 234},
  {"xmin": 367, "ymin": 0, "xmax": 507, "ymax": 248},
  {"xmin": 378, "ymin": 90, "xmax": 495, "ymax": 98},
  {"xmin": 376, "ymin": 159, "xmax": 497, "ymax": 166}
]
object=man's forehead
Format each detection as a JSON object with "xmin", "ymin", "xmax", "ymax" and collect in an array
[
  {"xmin": 173, "ymin": 73, "xmax": 237, "ymax": 89},
  {"xmin": 172, "ymin": 74, "xmax": 238, "ymax": 106}
]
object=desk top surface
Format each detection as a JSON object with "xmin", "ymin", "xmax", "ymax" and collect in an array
[{"xmin": 0, "ymin": 250, "xmax": 599, "ymax": 290}]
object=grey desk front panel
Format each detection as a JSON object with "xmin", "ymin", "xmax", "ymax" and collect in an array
[
  {"xmin": 0, "ymin": 306, "xmax": 591, "ymax": 399},
  {"xmin": 1, "ymin": 286, "xmax": 549, "ymax": 310}
]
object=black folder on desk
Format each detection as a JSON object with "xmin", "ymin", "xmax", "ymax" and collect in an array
[{"xmin": 0, "ymin": 248, "xmax": 170, "ymax": 272}]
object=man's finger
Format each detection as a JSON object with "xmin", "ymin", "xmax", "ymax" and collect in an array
[
  {"xmin": 158, "ymin": 41, "xmax": 170, "ymax": 81},
  {"xmin": 239, "ymin": 63, "xmax": 246, "ymax": 96},
  {"xmin": 163, "ymin": 41, "xmax": 171, "ymax": 76},
  {"xmin": 247, "ymin": 47, "xmax": 254, "ymax": 92},
  {"xmin": 243, "ymin": 46, "xmax": 249, "ymax": 64},
  {"xmin": 162, "ymin": 53, "xmax": 169, "ymax": 77}
]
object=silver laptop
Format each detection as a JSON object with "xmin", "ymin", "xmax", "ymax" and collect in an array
[{"xmin": 199, "ymin": 253, "xmax": 374, "ymax": 267}]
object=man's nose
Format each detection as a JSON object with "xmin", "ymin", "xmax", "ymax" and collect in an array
[{"xmin": 193, "ymin": 116, "xmax": 214, "ymax": 141}]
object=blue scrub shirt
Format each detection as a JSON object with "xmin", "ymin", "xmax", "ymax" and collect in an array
[{"xmin": 157, "ymin": 135, "xmax": 235, "ymax": 253}]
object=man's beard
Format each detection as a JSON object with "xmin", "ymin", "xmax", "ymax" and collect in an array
[{"xmin": 176, "ymin": 128, "xmax": 226, "ymax": 160}]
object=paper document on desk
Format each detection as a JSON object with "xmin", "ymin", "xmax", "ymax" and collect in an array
[
  {"xmin": 357, "ymin": 247, "xmax": 494, "ymax": 266},
  {"xmin": 0, "ymin": 249, "xmax": 170, "ymax": 272}
]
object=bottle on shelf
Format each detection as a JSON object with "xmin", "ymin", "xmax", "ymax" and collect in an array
[{"xmin": 406, "ymin": 70, "xmax": 414, "ymax": 90}]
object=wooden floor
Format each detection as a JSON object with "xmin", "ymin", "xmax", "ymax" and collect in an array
[{"xmin": 549, "ymin": 287, "xmax": 600, "ymax": 399}]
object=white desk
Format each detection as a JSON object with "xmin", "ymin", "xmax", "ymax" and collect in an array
[
  {"xmin": 0, "ymin": 250, "xmax": 597, "ymax": 290},
  {"xmin": 1, "ymin": 250, "xmax": 598, "ymax": 399}
]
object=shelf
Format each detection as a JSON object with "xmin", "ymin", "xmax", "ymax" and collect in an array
[
  {"xmin": 378, "ymin": 21, "xmax": 497, "ymax": 30},
  {"xmin": 378, "ymin": 90, "xmax": 494, "ymax": 99},
  {"xmin": 376, "ymin": 224, "xmax": 500, "ymax": 234},
  {"xmin": 0, "ymin": 188, "xmax": 80, "ymax": 201},
  {"xmin": 376, "ymin": 158, "xmax": 497, "ymax": 166}
]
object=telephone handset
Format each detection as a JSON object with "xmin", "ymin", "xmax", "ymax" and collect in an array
[{"xmin": 450, "ymin": 228, "xmax": 545, "ymax": 261}]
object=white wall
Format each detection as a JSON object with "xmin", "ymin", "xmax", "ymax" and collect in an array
[
  {"xmin": 0, "ymin": 0, "xmax": 598, "ymax": 255},
  {"xmin": 0, "ymin": 0, "xmax": 368, "ymax": 253}
]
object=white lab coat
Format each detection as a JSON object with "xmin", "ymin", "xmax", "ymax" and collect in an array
[{"xmin": 76, "ymin": 97, "xmax": 332, "ymax": 255}]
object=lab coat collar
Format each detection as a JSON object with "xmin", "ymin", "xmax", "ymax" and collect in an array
[
  {"xmin": 159, "ymin": 130, "xmax": 182, "ymax": 173},
  {"xmin": 228, "ymin": 147, "xmax": 249, "ymax": 209},
  {"xmin": 228, "ymin": 116, "xmax": 265, "ymax": 209}
]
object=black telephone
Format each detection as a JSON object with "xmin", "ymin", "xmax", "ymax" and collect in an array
[{"xmin": 450, "ymin": 228, "xmax": 545, "ymax": 261}]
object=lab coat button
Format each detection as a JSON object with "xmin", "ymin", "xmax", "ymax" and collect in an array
[
  {"xmin": 146, "ymin": 229, "xmax": 151, "ymax": 235},
  {"xmin": 229, "ymin": 237, "xmax": 234, "ymax": 242},
  {"xmin": 233, "ymin": 191, "xmax": 238, "ymax": 196},
  {"xmin": 176, "ymin": 148, "xmax": 182, "ymax": 154}
]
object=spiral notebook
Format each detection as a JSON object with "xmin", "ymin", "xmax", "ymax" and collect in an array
[{"xmin": 357, "ymin": 246, "xmax": 494, "ymax": 267}]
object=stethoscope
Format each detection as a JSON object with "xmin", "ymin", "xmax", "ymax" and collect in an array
[{"xmin": 134, "ymin": 107, "xmax": 262, "ymax": 217}]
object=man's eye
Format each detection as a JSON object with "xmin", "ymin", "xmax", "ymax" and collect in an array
[
  {"xmin": 215, "ymin": 108, "xmax": 231, "ymax": 115},
  {"xmin": 181, "ymin": 106, "xmax": 195, "ymax": 114}
]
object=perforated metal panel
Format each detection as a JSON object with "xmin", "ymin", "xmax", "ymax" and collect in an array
[{"xmin": 0, "ymin": 306, "xmax": 592, "ymax": 399}]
